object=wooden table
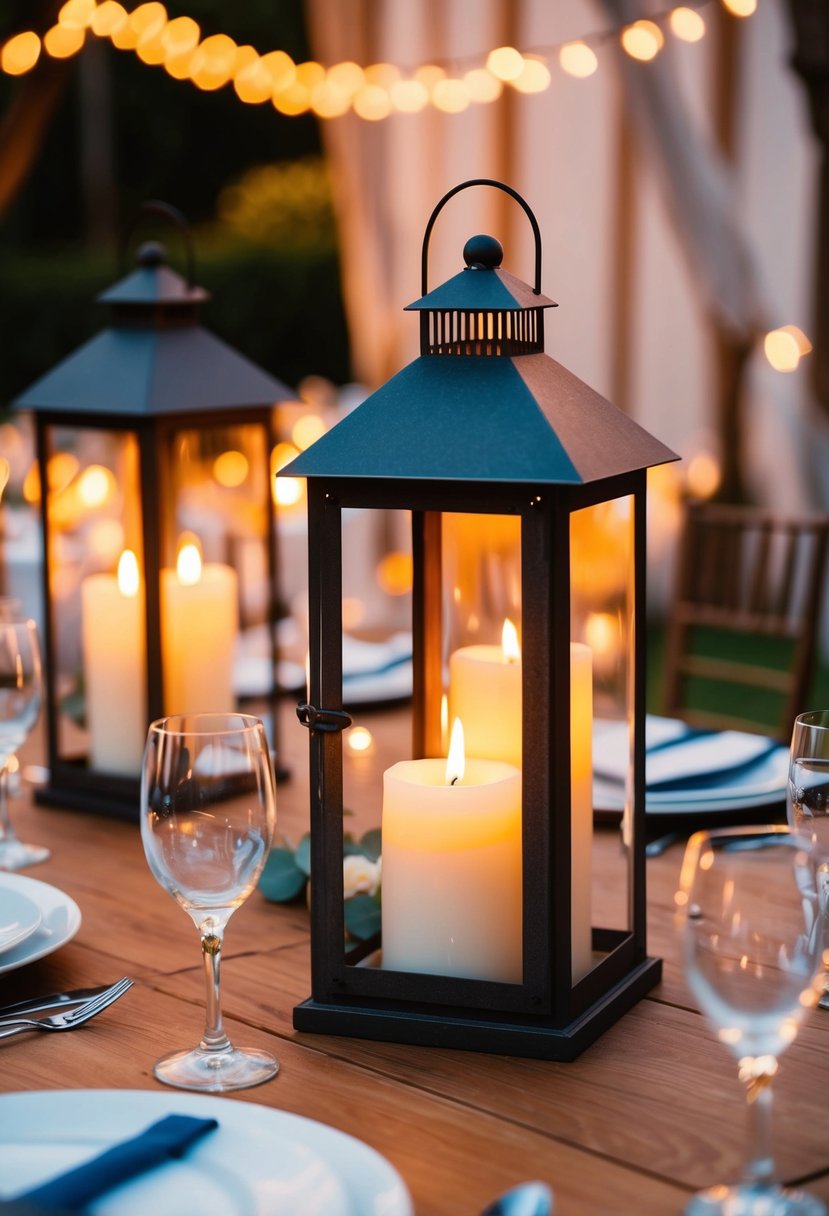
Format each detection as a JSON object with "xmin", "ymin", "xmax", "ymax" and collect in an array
[{"xmin": 2, "ymin": 703, "xmax": 828, "ymax": 1216}]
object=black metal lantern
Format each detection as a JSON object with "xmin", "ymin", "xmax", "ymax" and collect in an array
[
  {"xmin": 13, "ymin": 203, "xmax": 291, "ymax": 818},
  {"xmin": 285, "ymin": 180, "xmax": 677, "ymax": 1059}
]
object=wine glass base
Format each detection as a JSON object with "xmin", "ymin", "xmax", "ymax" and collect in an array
[
  {"xmin": 0, "ymin": 839, "xmax": 50, "ymax": 871},
  {"xmin": 153, "ymin": 1044, "xmax": 279, "ymax": 1093},
  {"xmin": 686, "ymin": 1182, "xmax": 826, "ymax": 1215}
]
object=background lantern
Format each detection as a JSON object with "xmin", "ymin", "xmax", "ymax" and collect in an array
[
  {"xmin": 13, "ymin": 203, "xmax": 291, "ymax": 818},
  {"xmin": 285, "ymin": 180, "xmax": 677, "ymax": 1059}
]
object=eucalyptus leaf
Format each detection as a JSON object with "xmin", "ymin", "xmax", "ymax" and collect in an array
[
  {"xmin": 258, "ymin": 847, "xmax": 307, "ymax": 903},
  {"xmin": 344, "ymin": 892, "xmax": 381, "ymax": 941},
  {"xmin": 359, "ymin": 828, "xmax": 382, "ymax": 861}
]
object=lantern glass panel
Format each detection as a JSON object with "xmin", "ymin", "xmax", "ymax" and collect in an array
[
  {"xmin": 44, "ymin": 423, "xmax": 146, "ymax": 776},
  {"xmin": 570, "ymin": 495, "xmax": 635, "ymax": 939}
]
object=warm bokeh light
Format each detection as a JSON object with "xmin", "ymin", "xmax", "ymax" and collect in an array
[
  {"xmin": 0, "ymin": 457, "xmax": 9, "ymax": 501},
  {"xmin": 621, "ymin": 20, "xmax": 664, "ymax": 61},
  {"xmin": 271, "ymin": 441, "xmax": 300, "ymax": 472},
  {"xmin": 190, "ymin": 33, "xmax": 238, "ymax": 90},
  {"xmin": 1, "ymin": 31, "xmax": 41, "ymax": 75},
  {"xmin": 43, "ymin": 24, "xmax": 85, "ymax": 58},
  {"xmin": 686, "ymin": 451, "xmax": 721, "ymax": 499},
  {"xmin": 58, "ymin": 0, "xmax": 96, "ymax": 29},
  {"xmin": 161, "ymin": 15, "xmax": 199, "ymax": 57},
  {"xmin": 261, "ymin": 49, "xmax": 296, "ymax": 92},
  {"xmin": 463, "ymin": 67, "xmax": 502, "ymax": 103},
  {"xmin": 213, "ymin": 449, "xmax": 249, "ymax": 488},
  {"xmin": 390, "ymin": 78, "xmax": 430, "ymax": 112},
  {"xmin": 136, "ymin": 29, "xmax": 167, "ymax": 65},
  {"xmin": 445, "ymin": 718, "xmax": 466, "ymax": 785},
  {"xmin": 77, "ymin": 464, "xmax": 115, "ymax": 509},
  {"xmin": 127, "ymin": 2, "xmax": 166, "ymax": 41},
  {"xmin": 295, "ymin": 60, "xmax": 326, "ymax": 90},
  {"xmin": 234, "ymin": 54, "xmax": 273, "ymax": 103},
  {"xmin": 90, "ymin": 2, "xmax": 127, "ymax": 38},
  {"xmin": 377, "ymin": 551, "xmax": 414, "ymax": 596},
  {"xmin": 274, "ymin": 477, "xmax": 303, "ymax": 507},
  {"xmin": 22, "ymin": 463, "xmax": 41, "ymax": 505},
  {"xmin": 353, "ymin": 83, "xmax": 392, "ymax": 121},
  {"xmin": 87, "ymin": 518, "xmax": 125, "ymax": 562},
  {"xmin": 117, "ymin": 549, "xmax": 140, "ymax": 598},
  {"xmin": 346, "ymin": 725, "xmax": 375, "ymax": 755},
  {"xmin": 722, "ymin": 0, "xmax": 757, "ymax": 15},
  {"xmin": 764, "ymin": 325, "xmax": 812, "ymax": 372},
  {"xmin": 273, "ymin": 81, "xmax": 311, "ymax": 115},
  {"xmin": 342, "ymin": 597, "xmax": 366, "ymax": 630},
  {"xmin": 433, "ymin": 78, "xmax": 470, "ymax": 113},
  {"xmin": 559, "ymin": 41, "xmax": 598, "ymax": 78},
  {"xmin": 486, "ymin": 45, "xmax": 524, "ymax": 82},
  {"xmin": 669, "ymin": 7, "xmax": 706, "ymax": 41},
  {"xmin": 292, "ymin": 413, "xmax": 327, "ymax": 450},
  {"xmin": 585, "ymin": 611, "xmax": 617, "ymax": 660},
  {"xmin": 47, "ymin": 452, "xmax": 80, "ymax": 494},
  {"xmin": 364, "ymin": 62, "xmax": 400, "ymax": 89},
  {"xmin": 327, "ymin": 60, "xmax": 364, "ymax": 97},
  {"xmin": 414, "ymin": 64, "xmax": 446, "ymax": 93},
  {"xmin": 510, "ymin": 57, "xmax": 551, "ymax": 94},
  {"xmin": 176, "ymin": 538, "xmax": 202, "ymax": 585},
  {"xmin": 311, "ymin": 80, "xmax": 352, "ymax": 119}
]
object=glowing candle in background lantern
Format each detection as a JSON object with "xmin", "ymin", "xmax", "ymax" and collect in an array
[
  {"xmin": 160, "ymin": 536, "xmax": 238, "ymax": 714},
  {"xmin": 381, "ymin": 718, "xmax": 523, "ymax": 983},
  {"xmin": 570, "ymin": 642, "xmax": 593, "ymax": 982},
  {"xmin": 448, "ymin": 618, "xmax": 522, "ymax": 767},
  {"xmin": 81, "ymin": 548, "xmax": 146, "ymax": 774}
]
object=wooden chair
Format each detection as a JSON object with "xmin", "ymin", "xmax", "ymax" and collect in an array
[{"xmin": 662, "ymin": 501, "xmax": 829, "ymax": 740}]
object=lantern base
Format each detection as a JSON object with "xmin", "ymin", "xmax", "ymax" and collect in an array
[{"xmin": 293, "ymin": 955, "xmax": 662, "ymax": 1061}]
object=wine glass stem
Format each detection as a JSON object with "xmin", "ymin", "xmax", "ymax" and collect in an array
[
  {"xmin": 0, "ymin": 765, "xmax": 17, "ymax": 844},
  {"xmin": 742, "ymin": 1077, "xmax": 775, "ymax": 1188},
  {"xmin": 200, "ymin": 927, "xmax": 231, "ymax": 1054}
]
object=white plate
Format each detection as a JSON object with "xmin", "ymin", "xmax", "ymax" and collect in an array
[
  {"xmin": 0, "ymin": 882, "xmax": 41, "ymax": 957},
  {"xmin": 0, "ymin": 873, "xmax": 81, "ymax": 975},
  {"xmin": 0, "ymin": 1090, "xmax": 413, "ymax": 1216}
]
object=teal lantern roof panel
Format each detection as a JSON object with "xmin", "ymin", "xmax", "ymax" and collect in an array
[
  {"xmin": 284, "ymin": 354, "xmax": 677, "ymax": 486},
  {"xmin": 405, "ymin": 266, "xmax": 557, "ymax": 313}
]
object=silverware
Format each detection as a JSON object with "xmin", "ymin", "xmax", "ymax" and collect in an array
[
  {"xmin": 481, "ymin": 1181, "xmax": 554, "ymax": 1216},
  {"xmin": 0, "ymin": 978, "xmax": 131, "ymax": 1021},
  {"xmin": 0, "ymin": 977, "xmax": 132, "ymax": 1038}
]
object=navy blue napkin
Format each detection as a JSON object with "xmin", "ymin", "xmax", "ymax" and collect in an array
[{"xmin": 18, "ymin": 1114, "xmax": 218, "ymax": 1211}]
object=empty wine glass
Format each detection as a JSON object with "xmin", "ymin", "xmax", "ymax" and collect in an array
[
  {"xmin": 0, "ymin": 605, "xmax": 49, "ymax": 870},
  {"xmin": 786, "ymin": 710, "xmax": 829, "ymax": 1005},
  {"xmin": 678, "ymin": 826, "xmax": 827, "ymax": 1215},
  {"xmin": 140, "ymin": 712, "xmax": 278, "ymax": 1091}
]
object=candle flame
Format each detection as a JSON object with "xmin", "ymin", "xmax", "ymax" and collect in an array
[
  {"xmin": 117, "ymin": 549, "xmax": 140, "ymax": 597},
  {"xmin": 502, "ymin": 618, "xmax": 520, "ymax": 662},
  {"xmin": 176, "ymin": 539, "xmax": 202, "ymax": 586},
  {"xmin": 445, "ymin": 717, "xmax": 466, "ymax": 785}
]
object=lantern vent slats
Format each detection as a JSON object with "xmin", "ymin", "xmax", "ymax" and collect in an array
[{"xmin": 424, "ymin": 307, "xmax": 544, "ymax": 356}]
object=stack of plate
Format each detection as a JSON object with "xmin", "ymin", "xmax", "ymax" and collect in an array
[
  {"xmin": 0, "ymin": 872, "xmax": 81, "ymax": 975},
  {"xmin": 593, "ymin": 715, "xmax": 789, "ymax": 819}
]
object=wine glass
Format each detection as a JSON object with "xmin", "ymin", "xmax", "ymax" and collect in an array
[
  {"xmin": 0, "ymin": 604, "xmax": 49, "ymax": 870},
  {"xmin": 678, "ymin": 826, "xmax": 827, "ymax": 1215},
  {"xmin": 786, "ymin": 710, "xmax": 829, "ymax": 1005},
  {"xmin": 140, "ymin": 712, "xmax": 278, "ymax": 1092}
]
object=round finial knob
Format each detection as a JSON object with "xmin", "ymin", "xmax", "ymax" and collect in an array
[
  {"xmin": 463, "ymin": 234, "xmax": 503, "ymax": 270},
  {"xmin": 136, "ymin": 240, "xmax": 167, "ymax": 268}
]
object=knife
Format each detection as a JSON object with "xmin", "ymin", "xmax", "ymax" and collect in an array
[{"xmin": 0, "ymin": 982, "xmax": 120, "ymax": 1021}]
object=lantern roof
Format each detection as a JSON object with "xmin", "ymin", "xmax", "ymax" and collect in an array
[
  {"xmin": 286, "ymin": 232, "xmax": 676, "ymax": 487},
  {"xmin": 13, "ymin": 242, "xmax": 290, "ymax": 418}
]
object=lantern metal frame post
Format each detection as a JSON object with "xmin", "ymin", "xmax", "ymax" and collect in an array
[
  {"xmin": 15, "ymin": 204, "xmax": 291, "ymax": 818},
  {"xmin": 287, "ymin": 180, "xmax": 676, "ymax": 1059}
]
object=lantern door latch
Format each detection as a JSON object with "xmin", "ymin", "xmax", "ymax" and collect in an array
[{"xmin": 296, "ymin": 702, "xmax": 353, "ymax": 733}]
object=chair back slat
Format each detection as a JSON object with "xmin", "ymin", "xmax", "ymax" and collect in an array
[{"xmin": 663, "ymin": 502, "xmax": 829, "ymax": 740}]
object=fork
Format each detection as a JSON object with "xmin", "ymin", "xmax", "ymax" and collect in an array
[{"xmin": 0, "ymin": 977, "xmax": 133, "ymax": 1039}]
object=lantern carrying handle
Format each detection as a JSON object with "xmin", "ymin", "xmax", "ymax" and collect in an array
[
  {"xmin": 420, "ymin": 179, "xmax": 543, "ymax": 296},
  {"xmin": 119, "ymin": 200, "xmax": 196, "ymax": 287}
]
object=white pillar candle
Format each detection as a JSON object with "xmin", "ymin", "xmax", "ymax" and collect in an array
[
  {"xmin": 160, "ymin": 544, "xmax": 238, "ymax": 715},
  {"xmin": 381, "ymin": 724, "xmax": 522, "ymax": 983},
  {"xmin": 448, "ymin": 619, "xmax": 522, "ymax": 767},
  {"xmin": 449, "ymin": 627, "xmax": 594, "ymax": 982},
  {"xmin": 81, "ymin": 550, "xmax": 146, "ymax": 775}
]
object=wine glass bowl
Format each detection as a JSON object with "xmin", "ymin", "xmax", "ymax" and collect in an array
[
  {"xmin": 0, "ymin": 610, "xmax": 49, "ymax": 870},
  {"xmin": 141, "ymin": 712, "xmax": 278, "ymax": 1092},
  {"xmin": 678, "ymin": 826, "xmax": 827, "ymax": 1215}
]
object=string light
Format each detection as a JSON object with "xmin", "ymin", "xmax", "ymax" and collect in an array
[{"xmin": 0, "ymin": 0, "xmax": 758, "ymax": 115}]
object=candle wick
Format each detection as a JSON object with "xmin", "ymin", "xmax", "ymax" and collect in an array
[{"xmin": 450, "ymin": 776, "xmax": 459, "ymax": 786}]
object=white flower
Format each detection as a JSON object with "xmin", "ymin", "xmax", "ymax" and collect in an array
[{"xmin": 343, "ymin": 854, "xmax": 381, "ymax": 899}]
